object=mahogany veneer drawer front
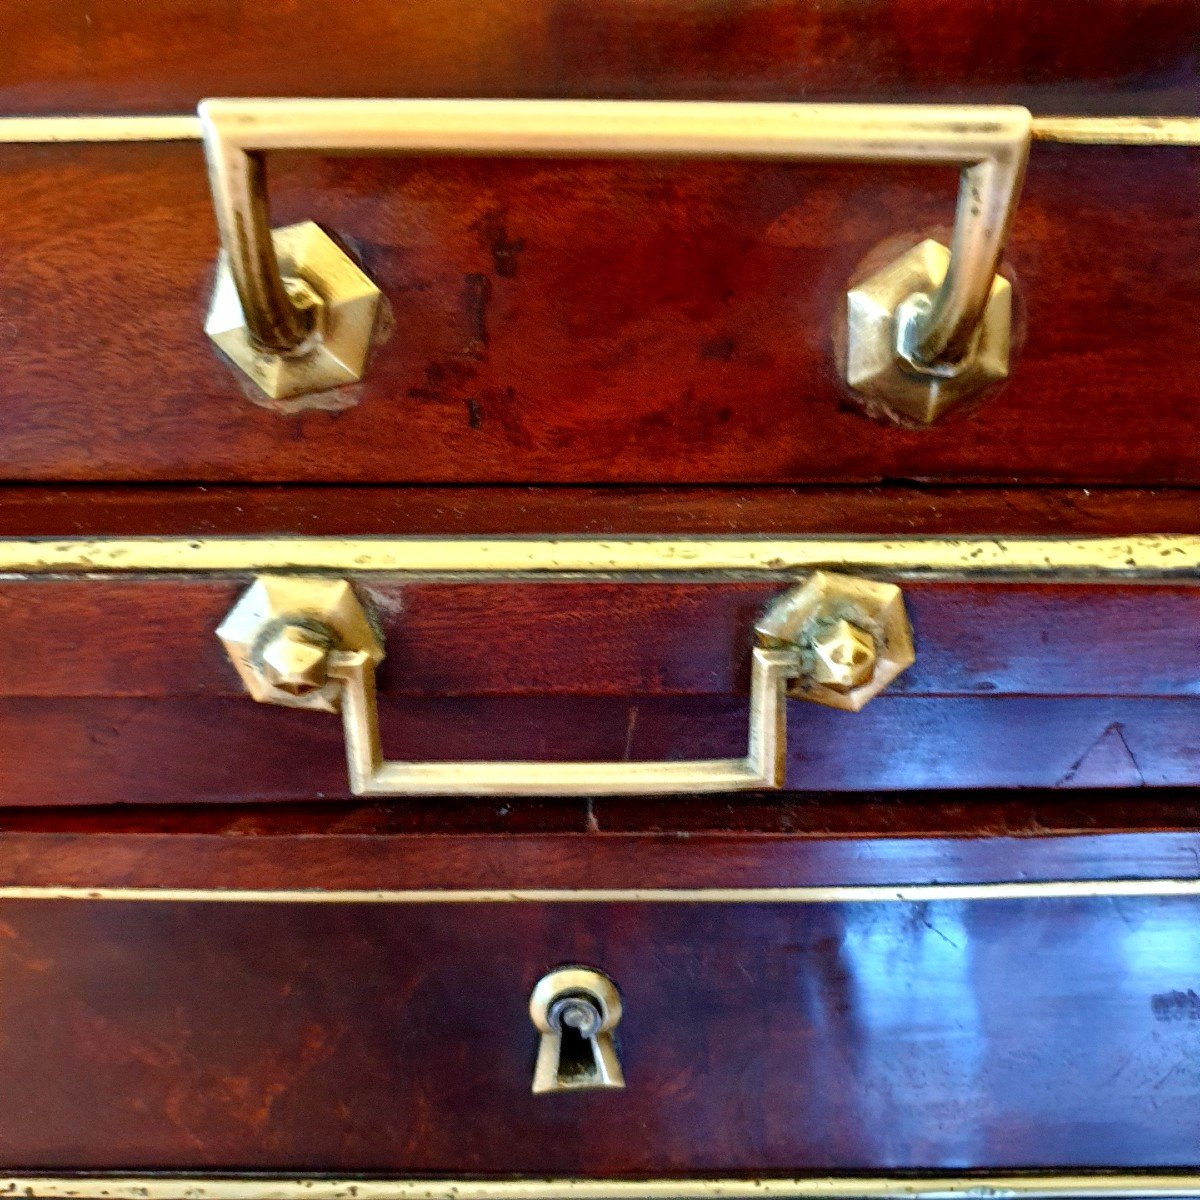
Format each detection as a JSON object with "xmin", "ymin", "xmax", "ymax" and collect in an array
[
  {"xmin": 4, "ymin": 868, "xmax": 1200, "ymax": 1172},
  {"xmin": 1, "ymin": 124, "xmax": 1197, "ymax": 484},
  {"xmin": 0, "ymin": 2, "xmax": 1196, "ymax": 486},
  {"xmin": 2, "ymin": 535, "xmax": 1199, "ymax": 801},
  {"xmin": 7, "ymin": 0, "xmax": 1195, "ymax": 116}
]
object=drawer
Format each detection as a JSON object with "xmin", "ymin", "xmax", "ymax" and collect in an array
[
  {"xmin": 3, "ymin": 824, "xmax": 1200, "ymax": 1174},
  {"xmin": 6, "ymin": 0, "xmax": 1195, "ymax": 116},
  {"xmin": 2, "ymin": 534, "xmax": 1199, "ymax": 802},
  {"xmin": 0, "ymin": 111, "xmax": 1195, "ymax": 485}
]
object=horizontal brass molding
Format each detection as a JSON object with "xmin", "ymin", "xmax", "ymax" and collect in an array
[
  {"xmin": 1031, "ymin": 115, "xmax": 1200, "ymax": 145},
  {"xmin": 3, "ymin": 879, "xmax": 1200, "ymax": 904},
  {"xmin": 7, "ymin": 1175, "xmax": 1200, "ymax": 1200},
  {"xmin": 0, "ymin": 115, "xmax": 202, "ymax": 142},
  {"xmin": 1, "ymin": 535, "xmax": 1199, "ymax": 577},
  {"xmin": 0, "ymin": 113, "xmax": 1197, "ymax": 146}
]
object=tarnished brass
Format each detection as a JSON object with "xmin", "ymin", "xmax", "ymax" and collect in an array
[
  {"xmin": 847, "ymin": 239, "xmax": 1012, "ymax": 424},
  {"xmin": 530, "ymin": 967, "xmax": 624, "ymax": 1094},
  {"xmin": 215, "ymin": 571, "xmax": 912, "ymax": 796},
  {"xmin": 756, "ymin": 570, "xmax": 915, "ymax": 712},
  {"xmin": 259, "ymin": 623, "xmax": 334, "ymax": 696},
  {"xmin": 9, "ymin": 1175, "xmax": 1200, "ymax": 1200},
  {"xmin": 6, "ymin": 535, "xmax": 1200, "ymax": 575},
  {"xmin": 205, "ymin": 221, "xmax": 382, "ymax": 401},
  {"xmin": 1031, "ymin": 115, "xmax": 1200, "ymax": 145},
  {"xmin": 5, "ymin": 112, "xmax": 1199, "ymax": 146},
  {"xmin": 199, "ymin": 97, "xmax": 1028, "ymax": 403},
  {"xmin": 10, "ymin": 879, "xmax": 1200, "ymax": 905},
  {"xmin": 808, "ymin": 618, "xmax": 878, "ymax": 693},
  {"xmin": 215, "ymin": 576, "xmax": 382, "ymax": 714},
  {"xmin": 10, "ymin": 1176, "xmax": 1200, "ymax": 1200}
]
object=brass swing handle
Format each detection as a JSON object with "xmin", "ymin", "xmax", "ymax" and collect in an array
[
  {"xmin": 216, "ymin": 571, "xmax": 915, "ymax": 798},
  {"xmin": 328, "ymin": 643, "xmax": 797, "ymax": 797},
  {"xmin": 199, "ymin": 98, "xmax": 1031, "ymax": 418}
]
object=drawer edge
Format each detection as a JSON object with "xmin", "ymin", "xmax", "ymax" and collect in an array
[{"xmin": 7, "ymin": 1174, "xmax": 1200, "ymax": 1199}]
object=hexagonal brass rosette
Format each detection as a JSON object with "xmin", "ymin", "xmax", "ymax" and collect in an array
[
  {"xmin": 756, "ymin": 571, "xmax": 915, "ymax": 712},
  {"xmin": 846, "ymin": 239, "xmax": 1012, "ymax": 425},
  {"xmin": 216, "ymin": 576, "xmax": 384, "ymax": 713},
  {"xmin": 206, "ymin": 221, "xmax": 382, "ymax": 402}
]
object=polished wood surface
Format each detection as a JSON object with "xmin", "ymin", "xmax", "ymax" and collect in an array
[
  {"xmin": 2, "ymin": 0, "xmax": 1196, "ymax": 486},
  {"xmin": 6, "ymin": 577, "xmax": 1200, "ymax": 700},
  {"xmin": 0, "ymin": 140, "xmax": 1198, "ymax": 483},
  {"xmin": 5, "ymin": 695, "xmax": 1197, "ymax": 804},
  {"xmin": 5, "ymin": 813, "xmax": 1199, "ymax": 1172},
  {"xmin": 2, "ymin": 2, "xmax": 1198, "ymax": 1176},
  {"xmin": 2, "ymin": 485, "xmax": 1200, "ymax": 536},
  {"xmin": 3, "ymin": 885, "xmax": 1200, "ymax": 1170},
  {"xmin": 6, "ymin": 808, "xmax": 1200, "ymax": 887},
  {"xmin": 5, "ymin": 0, "xmax": 1196, "ymax": 115},
  {"xmin": 0, "ymin": 572, "xmax": 1196, "ymax": 802}
]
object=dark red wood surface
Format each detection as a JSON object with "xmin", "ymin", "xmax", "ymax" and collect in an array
[
  {"xmin": 3, "ymin": 888, "xmax": 1200, "ymax": 1171},
  {"xmin": 2, "ymin": 485, "xmax": 1200, "ymax": 536},
  {"xmin": 5, "ymin": 0, "xmax": 1196, "ymax": 115},
  {"xmin": 3, "ymin": 4, "xmax": 1199, "ymax": 1170},
  {"xmin": 6, "ymin": 808, "xmax": 1200, "ymax": 1171},
  {"xmin": 1, "ymin": 139, "xmax": 1198, "ymax": 483},
  {"xmin": 8, "ymin": 810, "xmax": 1200, "ymax": 889},
  {"xmin": 2, "ymin": 694, "xmax": 1199, "ymax": 805},
  {"xmin": 9, "ymin": 0, "xmax": 1200, "ymax": 114},
  {"xmin": 7, "ymin": 576, "xmax": 1200, "ymax": 699},
  {"xmin": 2, "ymin": 573, "xmax": 1199, "ymax": 802}
]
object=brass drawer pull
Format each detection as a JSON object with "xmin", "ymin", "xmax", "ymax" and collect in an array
[
  {"xmin": 216, "ymin": 572, "xmax": 914, "ymax": 797},
  {"xmin": 199, "ymin": 98, "xmax": 1030, "ymax": 419}
]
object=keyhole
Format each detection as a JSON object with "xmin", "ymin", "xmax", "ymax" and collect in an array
[
  {"xmin": 550, "ymin": 994, "xmax": 602, "ymax": 1085},
  {"xmin": 530, "ymin": 966, "xmax": 624, "ymax": 1094}
]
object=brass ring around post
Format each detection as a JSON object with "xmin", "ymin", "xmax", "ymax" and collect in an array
[{"xmin": 198, "ymin": 98, "xmax": 1031, "ymax": 406}]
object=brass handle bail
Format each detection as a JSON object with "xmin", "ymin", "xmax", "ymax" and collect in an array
[
  {"xmin": 199, "ymin": 98, "xmax": 1030, "ymax": 414},
  {"xmin": 216, "ymin": 571, "xmax": 915, "ymax": 797}
]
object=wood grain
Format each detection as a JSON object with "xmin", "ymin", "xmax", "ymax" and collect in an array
[
  {"xmin": 3, "ymin": 889, "xmax": 1200, "ymax": 1170},
  {"xmin": 2, "ymin": 3, "xmax": 1198, "ymax": 1169},
  {"xmin": 1, "ymin": 694, "xmax": 1197, "ymax": 803},
  {"xmin": 3, "ymin": 572, "xmax": 1198, "ymax": 801},
  {"xmin": 4, "ymin": 0, "xmax": 1196, "ymax": 115},
  {"xmin": 5, "ymin": 789, "xmax": 1200, "ymax": 841},
  {"xmin": 2, "ymin": 485, "xmax": 1200, "ymax": 536},
  {"xmin": 0, "ymin": 140, "xmax": 1198, "ymax": 483},
  {"xmin": 5, "ymin": 576, "xmax": 1200, "ymax": 699},
  {"xmin": 6, "ymin": 817, "xmax": 1200, "ymax": 889}
]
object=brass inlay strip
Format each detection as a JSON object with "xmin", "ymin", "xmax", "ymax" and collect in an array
[
  {"xmin": 2, "ymin": 880, "xmax": 1199, "ymax": 904},
  {"xmin": 0, "ymin": 536, "xmax": 1197, "ymax": 576},
  {"xmin": 1031, "ymin": 115, "xmax": 1200, "ymax": 145},
  {"xmin": 0, "ymin": 115, "xmax": 202, "ymax": 142},
  {"xmin": 0, "ymin": 113, "xmax": 1195, "ymax": 146},
  {"xmin": 7, "ymin": 1176, "xmax": 1200, "ymax": 1200}
]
